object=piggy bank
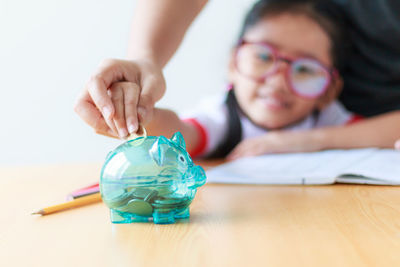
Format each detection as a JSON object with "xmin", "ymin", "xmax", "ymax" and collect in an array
[{"xmin": 100, "ymin": 132, "xmax": 206, "ymax": 224}]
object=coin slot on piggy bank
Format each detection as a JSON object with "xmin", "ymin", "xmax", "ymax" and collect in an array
[{"xmin": 100, "ymin": 132, "xmax": 206, "ymax": 224}]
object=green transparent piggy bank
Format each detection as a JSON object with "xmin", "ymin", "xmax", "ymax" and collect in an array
[{"xmin": 100, "ymin": 132, "xmax": 206, "ymax": 224}]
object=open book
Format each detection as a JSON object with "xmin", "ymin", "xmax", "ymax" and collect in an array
[{"xmin": 206, "ymin": 148, "xmax": 400, "ymax": 185}]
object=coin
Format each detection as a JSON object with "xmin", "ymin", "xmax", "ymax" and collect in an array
[
  {"xmin": 130, "ymin": 188, "xmax": 153, "ymax": 199},
  {"xmin": 108, "ymin": 195, "xmax": 131, "ymax": 209},
  {"xmin": 104, "ymin": 188, "xmax": 131, "ymax": 208},
  {"xmin": 144, "ymin": 190, "xmax": 158, "ymax": 202},
  {"xmin": 152, "ymin": 197, "xmax": 191, "ymax": 209},
  {"xmin": 119, "ymin": 199, "xmax": 153, "ymax": 216},
  {"xmin": 154, "ymin": 197, "xmax": 183, "ymax": 205},
  {"xmin": 155, "ymin": 185, "xmax": 175, "ymax": 196},
  {"xmin": 127, "ymin": 125, "xmax": 147, "ymax": 141}
]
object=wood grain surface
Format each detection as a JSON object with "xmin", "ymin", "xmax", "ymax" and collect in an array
[{"xmin": 0, "ymin": 162, "xmax": 399, "ymax": 267}]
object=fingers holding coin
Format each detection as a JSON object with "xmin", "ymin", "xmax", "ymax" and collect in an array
[{"xmin": 127, "ymin": 124, "xmax": 147, "ymax": 141}]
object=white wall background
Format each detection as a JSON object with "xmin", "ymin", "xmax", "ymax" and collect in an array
[{"xmin": 0, "ymin": 0, "xmax": 256, "ymax": 166}]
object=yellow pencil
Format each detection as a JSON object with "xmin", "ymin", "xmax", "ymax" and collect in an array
[{"xmin": 31, "ymin": 192, "xmax": 102, "ymax": 215}]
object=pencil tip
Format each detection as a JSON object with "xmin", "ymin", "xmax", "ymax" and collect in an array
[{"xmin": 31, "ymin": 210, "xmax": 44, "ymax": 215}]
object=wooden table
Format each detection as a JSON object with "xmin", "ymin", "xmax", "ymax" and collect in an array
[{"xmin": 1, "ymin": 162, "xmax": 399, "ymax": 267}]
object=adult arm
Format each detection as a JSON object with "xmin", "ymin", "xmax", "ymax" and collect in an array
[
  {"xmin": 128, "ymin": 0, "xmax": 208, "ymax": 67},
  {"xmin": 74, "ymin": 0, "xmax": 208, "ymax": 139}
]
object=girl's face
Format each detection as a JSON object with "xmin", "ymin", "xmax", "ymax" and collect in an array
[{"xmin": 230, "ymin": 13, "xmax": 339, "ymax": 129}]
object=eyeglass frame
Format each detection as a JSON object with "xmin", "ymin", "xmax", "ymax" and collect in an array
[{"xmin": 233, "ymin": 39, "xmax": 339, "ymax": 99}]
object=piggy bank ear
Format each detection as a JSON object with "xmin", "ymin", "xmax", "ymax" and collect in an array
[
  {"xmin": 149, "ymin": 136, "xmax": 169, "ymax": 166},
  {"xmin": 171, "ymin": 132, "xmax": 186, "ymax": 149}
]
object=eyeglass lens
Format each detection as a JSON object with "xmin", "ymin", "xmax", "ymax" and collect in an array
[{"xmin": 236, "ymin": 43, "xmax": 330, "ymax": 98}]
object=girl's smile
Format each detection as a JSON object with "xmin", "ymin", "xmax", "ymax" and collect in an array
[{"xmin": 256, "ymin": 94, "xmax": 291, "ymax": 111}]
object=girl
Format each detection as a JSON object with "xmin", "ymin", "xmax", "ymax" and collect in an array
[{"xmin": 103, "ymin": 0, "xmax": 363, "ymax": 159}]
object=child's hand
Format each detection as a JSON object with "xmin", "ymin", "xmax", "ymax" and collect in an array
[
  {"xmin": 74, "ymin": 58, "xmax": 165, "ymax": 139},
  {"xmin": 227, "ymin": 131, "xmax": 322, "ymax": 161},
  {"xmin": 395, "ymin": 139, "xmax": 400, "ymax": 150}
]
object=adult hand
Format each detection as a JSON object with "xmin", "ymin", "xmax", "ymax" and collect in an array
[
  {"xmin": 227, "ymin": 130, "xmax": 322, "ymax": 161},
  {"xmin": 74, "ymin": 58, "xmax": 166, "ymax": 138}
]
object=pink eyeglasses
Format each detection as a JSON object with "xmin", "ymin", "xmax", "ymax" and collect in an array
[{"xmin": 234, "ymin": 39, "xmax": 338, "ymax": 99}]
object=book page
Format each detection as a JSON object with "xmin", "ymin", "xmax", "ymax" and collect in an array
[
  {"xmin": 206, "ymin": 148, "xmax": 377, "ymax": 185},
  {"xmin": 337, "ymin": 149, "xmax": 400, "ymax": 184}
]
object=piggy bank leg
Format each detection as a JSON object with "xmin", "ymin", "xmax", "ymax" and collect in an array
[
  {"xmin": 153, "ymin": 210, "xmax": 176, "ymax": 224},
  {"xmin": 110, "ymin": 209, "xmax": 149, "ymax": 223},
  {"xmin": 110, "ymin": 209, "xmax": 131, "ymax": 223},
  {"xmin": 174, "ymin": 207, "xmax": 190, "ymax": 219}
]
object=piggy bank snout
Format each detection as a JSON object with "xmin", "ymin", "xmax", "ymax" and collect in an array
[{"xmin": 185, "ymin": 165, "xmax": 206, "ymax": 189}]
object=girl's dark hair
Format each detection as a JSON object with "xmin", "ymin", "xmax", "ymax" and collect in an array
[{"xmin": 237, "ymin": 0, "xmax": 350, "ymax": 72}]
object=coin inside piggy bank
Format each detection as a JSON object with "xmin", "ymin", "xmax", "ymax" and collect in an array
[{"xmin": 100, "ymin": 132, "xmax": 206, "ymax": 224}]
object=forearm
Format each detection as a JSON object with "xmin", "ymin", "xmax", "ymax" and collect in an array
[
  {"xmin": 128, "ymin": 0, "xmax": 208, "ymax": 68},
  {"xmin": 312, "ymin": 111, "xmax": 400, "ymax": 150},
  {"xmin": 145, "ymin": 108, "xmax": 200, "ymax": 153}
]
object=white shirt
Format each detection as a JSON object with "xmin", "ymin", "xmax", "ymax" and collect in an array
[{"xmin": 181, "ymin": 93, "xmax": 359, "ymax": 157}]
